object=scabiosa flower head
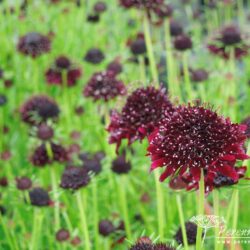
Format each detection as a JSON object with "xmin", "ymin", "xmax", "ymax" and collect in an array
[
  {"xmin": 83, "ymin": 71, "xmax": 126, "ymax": 102},
  {"xmin": 56, "ymin": 229, "xmax": 70, "ymax": 242},
  {"xmin": 29, "ymin": 187, "xmax": 50, "ymax": 207},
  {"xmin": 170, "ymin": 20, "xmax": 183, "ymax": 37},
  {"xmin": 20, "ymin": 95, "xmax": 60, "ymax": 125},
  {"xmin": 98, "ymin": 220, "xmax": 115, "ymax": 236},
  {"xmin": 175, "ymin": 222, "xmax": 199, "ymax": 245},
  {"xmin": 208, "ymin": 25, "xmax": 249, "ymax": 60},
  {"xmin": 0, "ymin": 177, "xmax": 8, "ymax": 187},
  {"xmin": 94, "ymin": 1, "xmax": 107, "ymax": 13},
  {"xmin": 16, "ymin": 177, "xmax": 32, "ymax": 190},
  {"xmin": 182, "ymin": 166, "xmax": 246, "ymax": 192},
  {"xmin": 107, "ymin": 60, "xmax": 123, "ymax": 75},
  {"xmin": 129, "ymin": 242, "xmax": 153, "ymax": 250},
  {"xmin": 37, "ymin": 124, "xmax": 54, "ymax": 141},
  {"xmin": 241, "ymin": 116, "xmax": 250, "ymax": 138},
  {"xmin": 0, "ymin": 94, "xmax": 7, "ymax": 106},
  {"xmin": 80, "ymin": 152, "xmax": 104, "ymax": 174},
  {"xmin": 60, "ymin": 166, "xmax": 90, "ymax": 190},
  {"xmin": 87, "ymin": 14, "xmax": 100, "ymax": 23},
  {"xmin": 31, "ymin": 143, "xmax": 68, "ymax": 167},
  {"xmin": 84, "ymin": 48, "xmax": 105, "ymax": 64},
  {"xmin": 174, "ymin": 34, "xmax": 192, "ymax": 51},
  {"xmin": 45, "ymin": 56, "xmax": 82, "ymax": 87},
  {"xmin": 111, "ymin": 154, "xmax": 132, "ymax": 174},
  {"xmin": 130, "ymin": 37, "xmax": 147, "ymax": 56},
  {"xmin": 190, "ymin": 69, "xmax": 209, "ymax": 83},
  {"xmin": 107, "ymin": 86, "xmax": 174, "ymax": 151},
  {"xmin": 147, "ymin": 103, "xmax": 249, "ymax": 185},
  {"xmin": 154, "ymin": 243, "xmax": 176, "ymax": 250},
  {"xmin": 17, "ymin": 32, "xmax": 51, "ymax": 58}
]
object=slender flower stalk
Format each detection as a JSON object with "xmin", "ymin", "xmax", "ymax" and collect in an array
[
  {"xmin": 154, "ymin": 170, "xmax": 165, "ymax": 241},
  {"xmin": 176, "ymin": 194, "xmax": 188, "ymax": 250},
  {"xmin": 182, "ymin": 53, "xmax": 194, "ymax": 100},
  {"xmin": 143, "ymin": 13, "xmax": 158, "ymax": 84},
  {"xmin": 117, "ymin": 175, "xmax": 132, "ymax": 240},
  {"xmin": 196, "ymin": 170, "xmax": 205, "ymax": 250},
  {"xmin": 76, "ymin": 190, "xmax": 91, "ymax": 250},
  {"xmin": 51, "ymin": 167, "xmax": 60, "ymax": 230},
  {"xmin": 213, "ymin": 189, "xmax": 220, "ymax": 250},
  {"xmin": 92, "ymin": 180, "xmax": 99, "ymax": 250},
  {"xmin": 231, "ymin": 189, "xmax": 239, "ymax": 250}
]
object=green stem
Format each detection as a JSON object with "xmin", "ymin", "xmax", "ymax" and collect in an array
[
  {"xmin": 117, "ymin": 175, "xmax": 132, "ymax": 240},
  {"xmin": 154, "ymin": 170, "xmax": 165, "ymax": 241},
  {"xmin": 196, "ymin": 170, "xmax": 205, "ymax": 250},
  {"xmin": 139, "ymin": 55, "xmax": 146, "ymax": 85},
  {"xmin": 213, "ymin": 189, "xmax": 220, "ymax": 250},
  {"xmin": 143, "ymin": 13, "xmax": 158, "ymax": 84},
  {"xmin": 176, "ymin": 194, "xmax": 189, "ymax": 250},
  {"xmin": 92, "ymin": 180, "xmax": 99, "ymax": 250},
  {"xmin": 30, "ymin": 209, "xmax": 43, "ymax": 250},
  {"xmin": 231, "ymin": 189, "xmax": 239, "ymax": 250},
  {"xmin": 182, "ymin": 53, "xmax": 193, "ymax": 101},
  {"xmin": 51, "ymin": 167, "xmax": 60, "ymax": 230},
  {"xmin": 76, "ymin": 190, "xmax": 91, "ymax": 250}
]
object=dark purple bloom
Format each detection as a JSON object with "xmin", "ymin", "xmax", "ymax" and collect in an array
[
  {"xmin": 147, "ymin": 104, "xmax": 249, "ymax": 185},
  {"xmin": 45, "ymin": 56, "xmax": 82, "ymax": 87},
  {"xmin": 20, "ymin": 95, "xmax": 60, "ymax": 125},
  {"xmin": 83, "ymin": 71, "xmax": 126, "ymax": 101},
  {"xmin": 241, "ymin": 116, "xmax": 250, "ymax": 138},
  {"xmin": 207, "ymin": 25, "xmax": 249, "ymax": 60},
  {"xmin": 108, "ymin": 87, "xmax": 174, "ymax": 151},
  {"xmin": 94, "ymin": 2, "xmax": 107, "ymax": 13},
  {"xmin": 37, "ymin": 124, "xmax": 54, "ymax": 141},
  {"xmin": 84, "ymin": 48, "xmax": 105, "ymax": 64},
  {"xmin": 56, "ymin": 229, "xmax": 70, "ymax": 242},
  {"xmin": 111, "ymin": 155, "xmax": 132, "ymax": 174},
  {"xmin": 174, "ymin": 34, "xmax": 192, "ymax": 51},
  {"xmin": 170, "ymin": 20, "xmax": 183, "ymax": 37},
  {"xmin": 99, "ymin": 220, "xmax": 115, "ymax": 236},
  {"xmin": 60, "ymin": 166, "xmax": 90, "ymax": 190},
  {"xmin": 190, "ymin": 69, "xmax": 209, "ymax": 83},
  {"xmin": 175, "ymin": 222, "xmax": 200, "ymax": 245},
  {"xmin": 31, "ymin": 143, "xmax": 68, "ymax": 167},
  {"xmin": 107, "ymin": 61, "xmax": 123, "ymax": 75},
  {"xmin": 17, "ymin": 32, "xmax": 51, "ymax": 58},
  {"xmin": 29, "ymin": 187, "xmax": 50, "ymax": 207},
  {"xmin": 16, "ymin": 177, "xmax": 32, "ymax": 190}
]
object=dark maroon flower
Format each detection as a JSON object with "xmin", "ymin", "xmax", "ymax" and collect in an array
[
  {"xmin": 71, "ymin": 236, "xmax": 81, "ymax": 246},
  {"xmin": 94, "ymin": 2, "xmax": 107, "ymax": 13},
  {"xmin": 175, "ymin": 222, "xmax": 200, "ymax": 245},
  {"xmin": 130, "ymin": 38, "xmax": 147, "ymax": 56},
  {"xmin": 147, "ymin": 104, "xmax": 249, "ymax": 185},
  {"xmin": 31, "ymin": 143, "xmax": 68, "ymax": 167},
  {"xmin": 119, "ymin": 0, "xmax": 173, "ymax": 20},
  {"xmin": 0, "ymin": 177, "xmax": 8, "ymax": 187},
  {"xmin": 0, "ymin": 69, "xmax": 3, "ymax": 79},
  {"xmin": 241, "ymin": 116, "xmax": 250, "ymax": 138},
  {"xmin": 29, "ymin": 187, "xmax": 50, "ymax": 207},
  {"xmin": 174, "ymin": 34, "xmax": 192, "ymax": 51},
  {"xmin": 80, "ymin": 152, "xmax": 105, "ymax": 175},
  {"xmin": 182, "ymin": 166, "xmax": 246, "ymax": 192},
  {"xmin": 84, "ymin": 48, "xmax": 105, "ymax": 64},
  {"xmin": 190, "ymin": 69, "xmax": 209, "ymax": 83},
  {"xmin": 129, "ymin": 242, "xmax": 153, "ymax": 250},
  {"xmin": 154, "ymin": 243, "xmax": 176, "ymax": 250},
  {"xmin": 207, "ymin": 25, "xmax": 249, "ymax": 60},
  {"xmin": 17, "ymin": 32, "xmax": 51, "ymax": 58},
  {"xmin": 20, "ymin": 95, "xmax": 60, "ymax": 125},
  {"xmin": 56, "ymin": 229, "xmax": 70, "ymax": 242},
  {"xmin": 46, "ymin": 56, "xmax": 82, "ymax": 87},
  {"xmin": 107, "ymin": 87, "xmax": 174, "ymax": 151},
  {"xmin": 107, "ymin": 61, "xmax": 123, "ymax": 75},
  {"xmin": 16, "ymin": 177, "xmax": 32, "ymax": 190},
  {"xmin": 170, "ymin": 20, "xmax": 183, "ymax": 37},
  {"xmin": 99, "ymin": 220, "xmax": 115, "ymax": 236},
  {"xmin": 60, "ymin": 166, "xmax": 90, "ymax": 190},
  {"xmin": 37, "ymin": 124, "xmax": 54, "ymax": 141},
  {"xmin": 87, "ymin": 14, "xmax": 100, "ymax": 23},
  {"xmin": 83, "ymin": 71, "xmax": 126, "ymax": 101},
  {"xmin": 0, "ymin": 94, "xmax": 7, "ymax": 106},
  {"xmin": 112, "ymin": 155, "xmax": 132, "ymax": 174}
]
